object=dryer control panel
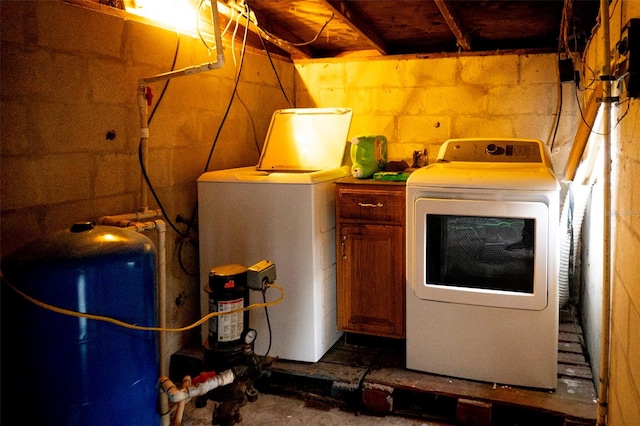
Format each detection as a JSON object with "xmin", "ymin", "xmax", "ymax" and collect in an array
[{"xmin": 438, "ymin": 139, "xmax": 543, "ymax": 163}]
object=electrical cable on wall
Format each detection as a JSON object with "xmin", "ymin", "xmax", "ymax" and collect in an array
[
  {"xmin": 245, "ymin": 5, "xmax": 334, "ymax": 48},
  {"xmin": 203, "ymin": 4, "xmax": 250, "ymax": 174},
  {"xmin": 257, "ymin": 26, "xmax": 293, "ymax": 108},
  {"xmin": 260, "ymin": 290, "xmax": 273, "ymax": 358},
  {"xmin": 228, "ymin": 9, "xmax": 260, "ymax": 153},
  {"xmin": 549, "ymin": 51, "xmax": 565, "ymax": 152}
]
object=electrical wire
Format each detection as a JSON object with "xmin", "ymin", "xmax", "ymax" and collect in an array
[
  {"xmin": 615, "ymin": 97, "xmax": 631, "ymax": 125},
  {"xmin": 550, "ymin": 0, "xmax": 571, "ymax": 151},
  {"xmin": 203, "ymin": 4, "xmax": 250, "ymax": 174},
  {"xmin": 228, "ymin": 10, "xmax": 260, "ymax": 153},
  {"xmin": 149, "ymin": 35, "xmax": 180, "ymax": 124},
  {"xmin": 257, "ymin": 23, "xmax": 293, "ymax": 108},
  {"xmin": 261, "ymin": 288, "xmax": 273, "ymax": 359},
  {"xmin": 574, "ymin": 86, "xmax": 597, "ymax": 132},
  {"xmin": 1, "ymin": 271, "xmax": 284, "ymax": 334},
  {"xmin": 230, "ymin": 5, "xmax": 241, "ymax": 67},
  {"xmin": 549, "ymin": 51, "xmax": 564, "ymax": 152},
  {"xmin": 250, "ymin": 7, "xmax": 334, "ymax": 48},
  {"xmin": 177, "ymin": 236, "xmax": 199, "ymax": 277},
  {"xmin": 578, "ymin": 7, "xmax": 601, "ymax": 92},
  {"xmin": 196, "ymin": 0, "xmax": 216, "ymax": 52},
  {"xmin": 137, "ymin": 142, "xmax": 186, "ymax": 238},
  {"xmin": 220, "ymin": 5, "xmax": 235, "ymax": 38}
]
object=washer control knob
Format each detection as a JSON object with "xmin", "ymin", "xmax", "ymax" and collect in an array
[{"xmin": 486, "ymin": 143, "xmax": 499, "ymax": 155}]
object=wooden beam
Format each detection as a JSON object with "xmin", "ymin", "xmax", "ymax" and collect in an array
[
  {"xmin": 325, "ymin": 0, "xmax": 387, "ymax": 56},
  {"xmin": 434, "ymin": 0, "xmax": 472, "ymax": 51}
]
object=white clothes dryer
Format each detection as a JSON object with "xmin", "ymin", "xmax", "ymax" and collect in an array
[{"xmin": 405, "ymin": 138, "xmax": 560, "ymax": 389}]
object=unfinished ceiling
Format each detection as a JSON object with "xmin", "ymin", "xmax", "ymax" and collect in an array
[{"xmin": 218, "ymin": 0, "xmax": 601, "ymax": 61}]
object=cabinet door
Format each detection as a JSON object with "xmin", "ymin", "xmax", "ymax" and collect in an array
[{"xmin": 337, "ymin": 223, "xmax": 405, "ymax": 338}]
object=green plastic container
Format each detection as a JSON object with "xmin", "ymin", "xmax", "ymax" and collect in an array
[{"xmin": 350, "ymin": 135, "xmax": 388, "ymax": 178}]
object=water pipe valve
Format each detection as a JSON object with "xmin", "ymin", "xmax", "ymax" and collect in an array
[{"xmin": 145, "ymin": 86, "xmax": 153, "ymax": 106}]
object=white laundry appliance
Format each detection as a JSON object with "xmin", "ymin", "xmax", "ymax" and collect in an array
[
  {"xmin": 406, "ymin": 138, "xmax": 560, "ymax": 389},
  {"xmin": 198, "ymin": 108, "xmax": 353, "ymax": 363}
]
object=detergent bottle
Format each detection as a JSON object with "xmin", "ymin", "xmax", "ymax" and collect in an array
[{"xmin": 350, "ymin": 135, "xmax": 388, "ymax": 178}]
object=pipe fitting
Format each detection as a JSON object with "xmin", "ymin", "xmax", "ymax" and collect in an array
[{"xmin": 159, "ymin": 369, "xmax": 235, "ymax": 403}]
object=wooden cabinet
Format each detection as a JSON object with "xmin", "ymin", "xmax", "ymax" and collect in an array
[{"xmin": 335, "ymin": 179, "xmax": 406, "ymax": 338}]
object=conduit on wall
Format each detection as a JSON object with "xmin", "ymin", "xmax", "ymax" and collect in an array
[{"xmin": 596, "ymin": 0, "xmax": 613, "ymax": 423}]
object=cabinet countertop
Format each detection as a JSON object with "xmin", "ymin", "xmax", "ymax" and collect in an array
[{"xmin": 335, "ymin": 176, "xmax": 408, "ymax": 186}]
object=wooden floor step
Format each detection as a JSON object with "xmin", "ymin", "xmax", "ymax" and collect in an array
[
  {"xmin": 456, "ymin": 399, "xmax": 492, "ymax": 426},
  {"xmin": 170, "ymin": 309, "xmax": 596, "ymax": 425}
]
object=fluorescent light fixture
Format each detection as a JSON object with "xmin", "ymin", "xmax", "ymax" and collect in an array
[{"xmin": 125, "ymin": 0, "xmax": 220, "ymax": 44}]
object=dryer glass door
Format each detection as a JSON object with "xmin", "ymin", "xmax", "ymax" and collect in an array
[{"xmin": 412, "ymin": 198, "xmax": 549, "ymax": 311}]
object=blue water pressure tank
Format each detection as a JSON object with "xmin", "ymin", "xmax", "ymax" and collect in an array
[{"xmin": 1, "ymin": 223, "xmax": 159, "ymax": 426}]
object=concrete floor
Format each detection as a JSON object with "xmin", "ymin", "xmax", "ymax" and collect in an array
[{"xmin": 177, "ymin": 392, "xmax": 449, "ymax": 426}]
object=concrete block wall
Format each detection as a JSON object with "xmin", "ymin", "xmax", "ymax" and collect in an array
[
  {"xmin": 0, "ymin": 0, "xmax": 294, "ymax": 360},
  {"xmin": 609, "ymin": 3, "xmax": 640, "ymax": 424},
  {"xmin": 294, "ymin": 53, "xmax": 578, "ymax": 172},
  {"xmin": 610, "ymin": 126, "xmax": 640, "ymax": 424}
]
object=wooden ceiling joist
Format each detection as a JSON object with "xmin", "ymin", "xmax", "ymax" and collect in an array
[
  {"xmin": 217, "ymin": 0, "xmax": 598, "ymax": 61},
  {"xmin": 434, "ymin": 0, "xmax": 472, "ymax": 51},
  {"xmin": 325, "ymin": 0, "xmax": 387, "ymax": 56}
]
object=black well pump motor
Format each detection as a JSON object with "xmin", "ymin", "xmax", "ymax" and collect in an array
[
  {"xmin": 204, "ymin": 263, "xmax": 251, "ymax": 369},
  {"xmin": 201, "ymin": 260, "xmax": 276, "ymax": 426}
]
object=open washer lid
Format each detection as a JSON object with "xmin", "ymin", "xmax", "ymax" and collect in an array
[{"xmin": 257, "ymin": 108, "xmax": 353, "ymax": 172}]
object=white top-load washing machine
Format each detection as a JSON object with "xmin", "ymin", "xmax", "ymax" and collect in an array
[
  {"xmin": 406, "ymin": 138, "xmax": 560, "ymax": 389},
  {"xmin": 198, "ymin": 108, "xmax": 353, "ymax": 363}
]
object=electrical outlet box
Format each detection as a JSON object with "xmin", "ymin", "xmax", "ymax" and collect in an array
[
  {"xmin": 558, "ymin": 58, "xmax": 574, "ymax": 82},
  {"xmin": 615, "ymin": 18, "xmax": 639, "ymax": 98}
]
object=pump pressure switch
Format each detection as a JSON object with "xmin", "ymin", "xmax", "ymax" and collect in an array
[{"xmin": 247, "ymin": 260, "xmax": 276, "ymax": 290}]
